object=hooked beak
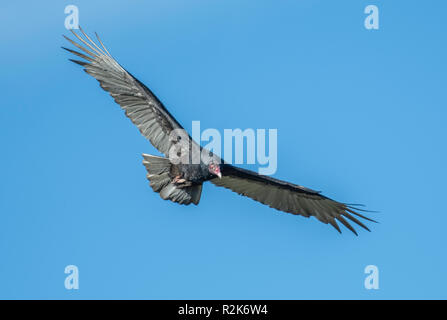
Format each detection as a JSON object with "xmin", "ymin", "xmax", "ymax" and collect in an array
[{"xmin": 217, "ymin": 172, "xmax": 222, "ymax": 179}]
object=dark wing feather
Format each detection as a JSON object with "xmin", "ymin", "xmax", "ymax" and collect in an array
[
  {"xmin": 63, "ymin": 28, "xmax": 193, "ymax": 156},
  {"xmin": 211, "ymin": 165, "xmax": 375, "ymax": 235}
]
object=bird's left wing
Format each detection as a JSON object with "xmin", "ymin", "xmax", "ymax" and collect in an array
[
  {"xmin": 62, "ymin": 28, "xmax": 194, "ymax": 156},
  {"xmin": 211, "ymin": 165, "xmax": 375, "ymax": 235}
]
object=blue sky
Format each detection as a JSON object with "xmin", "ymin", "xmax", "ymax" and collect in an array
[{"xmin": 1, "ymin": 0, "xmax": 446, "ymax": 299}]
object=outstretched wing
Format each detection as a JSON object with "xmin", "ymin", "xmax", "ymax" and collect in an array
[
  {"xmin": 211, "ymin": 165, "xmax": 375, "ymax": 235},
  {"xmin": 62, "ymin": 28, "xmax": 193, "ymax": 156}
]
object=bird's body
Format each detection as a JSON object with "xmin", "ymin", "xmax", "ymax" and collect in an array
[{"xmin": 63, "ymin": 28, "xmax": 375, "ymax": 235}]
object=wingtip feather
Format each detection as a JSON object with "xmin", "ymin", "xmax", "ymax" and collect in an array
[
  {"xmin": 336, "ymin": 215, "xmax": 358, "ymax": 236},
  {"xmin": 68, "ymin": 58, "xmax": 88, "ymax": 66}
]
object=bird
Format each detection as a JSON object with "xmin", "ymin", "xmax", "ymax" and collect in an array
[{"xmin": 62, "ymin": 27, "xmax": 376, "ymax": 235}]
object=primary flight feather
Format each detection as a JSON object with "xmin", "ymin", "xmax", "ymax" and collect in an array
[{"xmin": 63, "ymin": 28, "xmax": 376, "ymax": 235}]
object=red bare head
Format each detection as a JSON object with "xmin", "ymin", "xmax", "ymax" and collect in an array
[{"xmin": 208, "ymin": 162, "xmax": 222, "ymax": 178}]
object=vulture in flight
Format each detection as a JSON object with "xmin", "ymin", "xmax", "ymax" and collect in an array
[{"xmin": 63, "ymin": 28, "xmax": 375, "ymax": 235}]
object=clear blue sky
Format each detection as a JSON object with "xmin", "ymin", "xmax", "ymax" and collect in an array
[{"xmin": 1, "ymin": 0, "xmax": 446, "ymax": 299}]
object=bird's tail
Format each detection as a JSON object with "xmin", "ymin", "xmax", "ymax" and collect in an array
[{"xmin": 142, "ymin": 154, "xmax": 202, "ymax": 205}]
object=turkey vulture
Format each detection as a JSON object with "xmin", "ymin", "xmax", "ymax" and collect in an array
[{"xmin": 62, "ymin": 28, "xmax": 375, "ymax": 235}]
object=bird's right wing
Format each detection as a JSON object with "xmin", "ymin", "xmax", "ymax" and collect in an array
[
  {"xmin": 211, "ymin": 164, "xmax": 375, "ymax": 235},
  {"xmin": 62, "ymin": 28, "xmax": 194, "ymax": 157}
]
